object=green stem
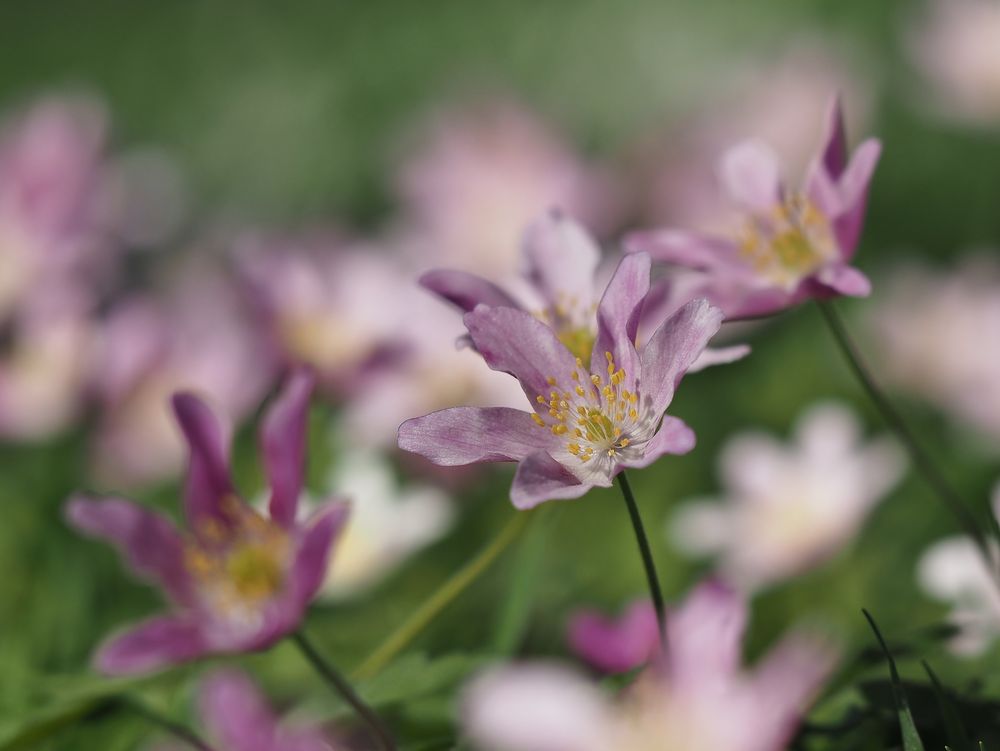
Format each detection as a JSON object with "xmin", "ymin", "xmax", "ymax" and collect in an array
[
  {"xmin": 353, "ymin": 510, "xmax": 531, "ymax": 681},
  {"xmin": 291, "ymin": 630, "xmax": 396, "ymax": 751},
  {"xmin": 123, "ymin": 698, "xmax": 212, "ymax": 751},
  {"xmin": 616, "ymin": 470, "xmax": 667, "ymax": 648},
  {"xmin": 816, "ymin": 300, "xmax": 990, "ymax": 560}
]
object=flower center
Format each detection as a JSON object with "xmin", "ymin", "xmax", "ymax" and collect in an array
[
  {"xmin": 736, "ymin": 193, "xmax": 836, "ymax": 289},
  {"xmin": 531, "ymin": 351, "xmax": 651, "ymax": 472},
  {"xmin": 534, "ymin": 294, "xmax": 598, "ymax": 363},
  {"xmin": 185, "ymin": 497, "xmax": 290, "ymax": 619}
]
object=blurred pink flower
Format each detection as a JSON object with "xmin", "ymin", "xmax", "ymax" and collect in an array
[
  {"xmin": 908, "ymin": 0, "xmax": 1000, "ymax": 125},
  {"xmin": 198, "ymin": 669, "xmax": 337, "ymax": 751},
  {"xmin": 869, "ymin": 256, "xmax": 1000, "ymax": 447},
  {"xmin": 0, "ymin": 96, "xmax": 116, "ymax": 321},
  {"xmin": 633, "ymin": 41, "xmax": 873, "ymax": 227},
  {"xmin": 627, "ymin": 95, "xmax": 880, "ymax": 319},
  {"xmin": 399, "ymin": 253, "xmax": 724, "ymax": 509},
  {"xmin": 237, "ymin": 231, "xmax": 408, "ymax": 395},
  {"xmin": 393, "ymin": 98, "xmax": 619, "ymax": 282},
  {"xmin": 66, "ymin": 371, "xmax": 349, "ymax": 675},
  {"xmin": 91, "ymin": 265, "xmax": 275, "ymax": 487},
  {"xmin": 567, "ymin": 599, "xmax": 660, "ymax": 673},
  {"xmin": 670, "ymin": 403, "xmax": 905, "ymax": 591},
  {"xmin": 464, "ymin": 580, "xmax": 836, "ymax": 751},
  {"xmin": 917, "ymin": 482, "xmax": 1000, "ymax": 655}
]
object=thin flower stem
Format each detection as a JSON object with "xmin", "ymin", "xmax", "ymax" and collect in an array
[
  {"xmin": 123, "ymin": 697, "xmax": 213, "ymax": 751},
  {"xmin": 291, "ymin": 630, "xmax": 396, "ymax": 751},
  {"xmin": 353, "ymin": 510, "xmax": 531, "ymax": 681},
  {"xmin": 817, "ymin": 300, "xmax": 991, "ymax": 560},
  {"xmin": 616, "ymin": 470, "xmax": 668, "ymax": 648}
]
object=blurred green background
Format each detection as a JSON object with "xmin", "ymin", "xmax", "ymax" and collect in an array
[{"xmin": 2, "ymin": 1, "xmax": 1000, "ymax": 749}]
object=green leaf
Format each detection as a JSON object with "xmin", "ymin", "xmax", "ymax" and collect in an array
[
  {"xmin": 923, "ymin": 660, "xmax": 974, "ymax": 751},
  {"xmin": 862, "ymin": 609, "xmax": 925, "ymax": 751}
]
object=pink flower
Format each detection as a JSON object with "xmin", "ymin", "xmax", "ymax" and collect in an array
[
  {"xmin": 66, "ymin": 371, "xmax": 349, "ymax": 675},
  {"xmin": 90, "ymin": 265, "xmax": 275, "ymax": 487},
  {"xmin": 670, "ymin": 403, "xmax": 905, "ymax": 591},
  {"xmin": 908, "ymin": 0, "xmax": 1000, "ymax": 125},
  {"xmin": 627, "ymin": 95, "xmax": 880, "ymax": 319},
  {"xmin": 198, "ymin": 669, "xmax": 337, "ymax": 751},
  {"xmin": 393, "ymin": 98, "xmax": 618, "ymax": 281},
  {"xmin": 464, "ymin": 581, "xmax": 836, "ymax": 751},
  {"xmin": 398, "ymin": 249, "xmax": 725, "ymax": 508},
  {"xmin": 567, "ymin": 599, "xmax": 660, "ymax": 673}
]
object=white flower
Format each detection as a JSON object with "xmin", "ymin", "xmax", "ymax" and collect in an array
[
  {"xmin": 670, "ymin": 402, "xmax": 905, "ymax": 591},
  {"xmin": 917, "ymin": 483, "xmax": 1000, "ymax": 655},
  {"xmin": 319, "ymin": 448, "xmax": 454, "ymax": 599}
]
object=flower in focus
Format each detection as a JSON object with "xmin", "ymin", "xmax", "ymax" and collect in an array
[
  {"xmin": 237, "ymin": 231, "xmax": 408, "ymax": 394},
  {"xmin": 670, "ymin": 403, "xmax": 905, "ymax": 591},
  {"xmin": 626, "ymin": 95, "xmax": 881, "ymax": 319},
  {"xmin": 398, "ymin": 251, "xmax": 725, "ymax": 509},
  {"xmin": 907, "ymin": 0, "xmax": 1000, "ymax": 125},
  {"xmin": 393, "ymin": 98, "xmax": 618, "ymax": 281},
  {"xmin": 318, "ymin": 448, "xmax": 454, "ymax": 599},
  {"xmin": 567, "ymin": 598, "xmax": 660, "ymax": 673},
  {"xmin": 198, "ymin": 669, "xmax": 337, "ymax": 751},
  {"xmin": 464, "ymin": 580, "xmax": 836, "ymax": 751},
  {"xmin": 917, "ymin": 482, "xmax": 1000, "ymax": 655},
  {"xmin": 868, "ymin": 256, "xmax": 1000, "ymax": 447},
  {"xmin": 90, "ymin": 265, "xmax": 275, "ymax": 487},
  {"xmin": 66, "ymin": 371, "xmax": 349, "ymax": 675}
]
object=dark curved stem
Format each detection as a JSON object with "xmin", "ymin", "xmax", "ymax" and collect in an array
[
  {"xmin": 124, "ymin": 698, "xmax": 212, "ymax": 751},
  {"xmin": 292, "ymin": 630, "xmax": 396, "ymax": 751},
  {"xmin": 817, "ymin": 300, "xmax": 991, "ymax": 560},
  {"xmin": 616, "ymin": 470, "xmax": 668, "ymax": 649}
]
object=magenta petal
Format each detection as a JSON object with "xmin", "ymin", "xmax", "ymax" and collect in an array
[
  {"xmin": 65, "ymin": 496, "xmax": 192, "ymax": 605},
  {"xmin": 665, "ymin": 579, "xmax": 747, "ymax": 687},
  {"xmin": 172, "ymin": 393, "xmax": 234, "ymax": 528},
  {"xmin": 623, "ymin": 416, "xmax": 696, "ymax": 470},
  {"xmin": 510, "ymin": 451, "xmax": 589, "ymax": 509},
  {"xmin": 815, "ymin": 264, "xmax": 871, "ymax": 298},
  {"xmin": 719, "ymin": 140, "xmax": 783, "ymax": 212},
  {"xmin": 819, "ymin": 94, "xmax": 848, "ymax": 178},
  {"xmin": 95, "ymin": 615, "xmax": 208, "ymax": 675},
  {"xmin": 398, "ymin": 407, "xmax": 551, "ymax": 466},
  {"xmin": 568, "ymin": 600, "xmax": 660, "ymax": 673},
  {"xmin": 591, "ymin": 253, "xmax": 650, "ymax": 390},
  {"xmin": 200, "ymin": 669, "xmax": 280, "ymax": 750},
  {"xmin": 262, "ymin": 369, "xmax": 315, "ymax": 528},
  {"xmin": 640, "ymin": 299, "xmax": 724, "ymax": 416},
  {"xmin": 420, "ymin": 269, "xmax": 522, "ymax": 313},
  {"xmin": 464, "ymin": 306, "xmax": 580, "ymax": 404},
  {"xmin": 522, "ymin": 211, "xmax": 600, "ymax": 312},
  {"xmin": 289, "ymin": 500, "xmax": 351, "ymax": 607},
  {"xmin": 832, "ymin": 138, "xmax": 881, "ymax": 257}
]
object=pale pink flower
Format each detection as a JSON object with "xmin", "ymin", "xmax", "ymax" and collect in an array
[
  {"xmin": 908, "ymin": 0, "xmax": 1000, "ymax": 125},
  {"xmin": 670, "ymin": 403, "xmax": 905, "ymax": 591},
  {"xmin": 464, "ymin": 581, "xmax": 836, "ymax": 751}
]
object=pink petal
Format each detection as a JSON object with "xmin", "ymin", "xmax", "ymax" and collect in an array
[
  {"xmin": 522, "ymin": 211, "xmax": 600, "ymax": 314},
  {"xmin": 510, "ymin": 451, "xmax": 590, "ymax": 509},
  {"xmin": 814, "ymin": 264, "xmax": 872, "ymax": 298},
  {"xmin": 688, "ymin": 344, "xmax": 752, "ymax": 373},
  {"xmin": 640, "ymin": 299, "xmax": 724, "ymax": 416},
  {"xmin": 567, "ymin": 599, "xmax": 660, "ymax": 673},
  {"xmin": 832, "ymin": 138, "xmax": 881, "ymax": 257},
  {"xmin": 624, "ymin": 228, "xmax": 740, "ymax": 271},
  {"xmin": 261, "ymin": 369, "xmax": 315, "ymax": 528},
  {"xmin": 623, "ymin": 416, "xmax": 696, "ymax": 470},
  {"xmin": 420, "ymin": 269, "xmax": 522, "ymax": 313},
  {"xmin": 591, "ymin": 253, "xmax": 649, "ymax": 392},
  {"xmin": 719, "ymin": 140, "xmax": 783, "ymax": 212},
  {"xmin": 289, "ymin": 500, "xmax": 351, "ymax": 606},
  {"xmin": 200, "ymin": 669, "xmax": 280, "ymax": 749},
  {"xmin": 172, "ymin": 392, "xmax": 234, "ymax": 530},
  {"xmin": 665, "ymin": 579, "xmax": 747, "ymax": 688},
  {"xmin": 819, "ymin": 94, "xmax": 848, "ymax": 178},
  {"xmin": 398, "ymin": 407, "xmax": 553, "ymax": 466},
  {"xmin": 65, "ymin": 496, "xmax": 192, "ymax": 606},
  {"xmin": 95, "ymin": 615, "xmax": 209, "ymax": 675},
  {"xmin": 464, "ymin": 306, "xmax": 580, "ymax": 405}
]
